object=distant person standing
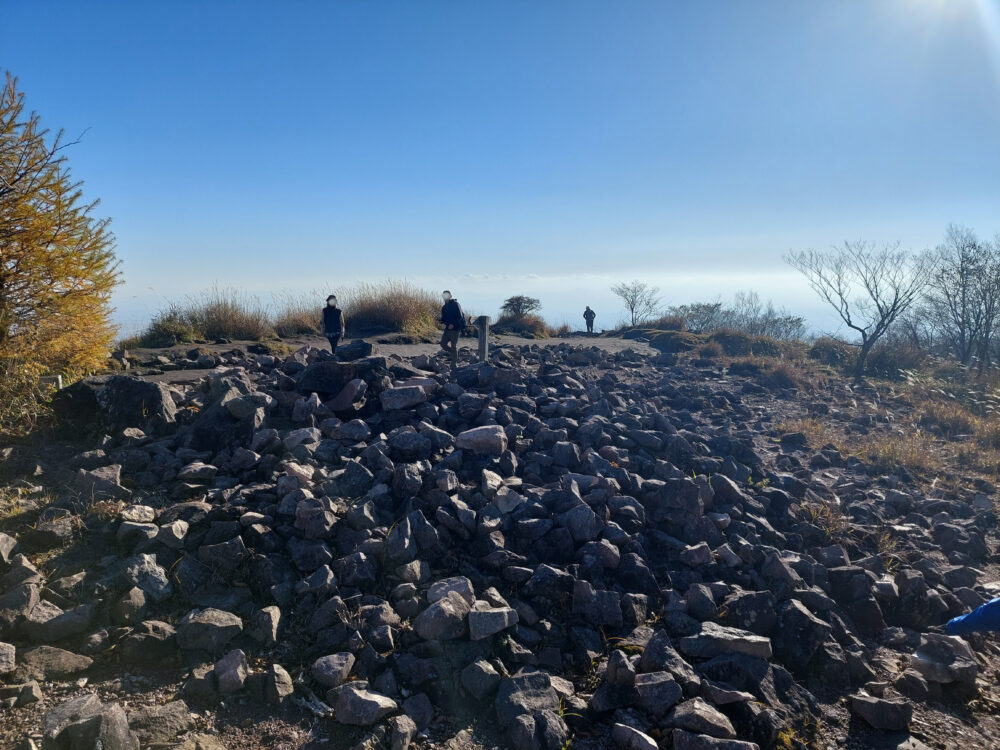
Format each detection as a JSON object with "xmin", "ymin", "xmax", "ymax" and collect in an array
[
  {"xmin": 322, "ymin": 294, "xmax": 345, "ymax": 355},
  {"xmin": 583, "ymin": 306, "xmax": 596, "ymax": 333},
  {"xmin": 439, "ymin": 290, "xmax": 465, "ymax": 366}
]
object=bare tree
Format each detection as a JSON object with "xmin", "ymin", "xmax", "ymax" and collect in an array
[
  {"xmin": 611, "ymin": 280, "xmax": 661, "ymax": 326},
  {"xmin": 668, "ymin": 293, "xmax": 805, "ymax": 340},
  {"xmin": 667, "ymin": 301, "xmax": 724, "ymax": 333},
  {"xmin": 925, "ymin": 225, "xmax": 990, "ymax": 365},
  {"xmin": 785, "ymin": 241, "xmax": 935, "ymax": 382},
  {"xmin": 974, "ymin": 234, "xmax": 1000, "ymax": 373},
  {"xmin": 728, "ymin": 291, "xmax": 807, "ymax": 341}
]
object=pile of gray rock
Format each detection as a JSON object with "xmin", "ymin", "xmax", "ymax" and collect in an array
[{"xmin": 1, "ymin": 340, "xmax": 995, "ymax": 749}]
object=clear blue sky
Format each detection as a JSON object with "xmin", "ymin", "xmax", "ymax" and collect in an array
[{"xmin": 4, "ymin": 0, "xmax": 1000, "ymax": 333}]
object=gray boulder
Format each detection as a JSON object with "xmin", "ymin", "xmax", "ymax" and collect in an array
[
  {"xmin": 331, "ymin": 684, "xmax": 398, "ymax": 725},
  {"xmin": 381, "ymin": 386, "xmax": 428, "ymax": 410},
  {"xmin": 214, "ymin": 648, "xmax": 249, "ymax": 693},
  {"xmin": 311, "ymin": 652, "xmax": 356, "ymax": 688},
  {"xmin": 52, "ymin": 375, "xmax": 176, "ymax": 433},
  {"xmin": 494, "ymin": 670, "xmax": 560, "ymax": 724},
  {"xmin": 15, "ymin": 646, "xmax": 93, "ymax": 681},
  {"xmin": 127, "ymin": 700, "xmax": 196, "ymax": 745},
  {"xmin": 456, "ymin": 425, "xmax": 508, "ymax": 455},
  {"xmin": 911, "ymin": 633, "xmax": 978, "ymax": 685},
  {"xmin": 850, "ymin": 693, "xmax": 912, "ymax": 731},
  {"xmin": 413, "ymin": 590, "xmax": 471, "ymax": 640},
  {"xmin": 461, "ymin": 659, "xmax": 501, "ymax": 700},
  {"xmin": 176, "ymin": 609, "xmax": 243, "ymax": 652},
  {"xmin": 679, "ymin": 622, "xmax": 772, "ymax": 660},
  {"xmin": 611, "ymin": 723, "xmax": 658, "ymax": 750},
  {"xmin": 666, "ymin": 698, "xmax": 736, "ymax": 739},
  {"xmin": 468, "ymin": 604, "xmax": 519, "ymax": 640},
  {"xmin": 672, "ymin": 730, "xmax": 760, "ymax": 750},
  {"xmin": 42, "ymin": 693, "xmax": 138, "ymax": 750}
]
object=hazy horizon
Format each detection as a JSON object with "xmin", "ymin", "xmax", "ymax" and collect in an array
[
  {"xmin": 111, "ymin": 268, "xmax": 838, "ymax": 342},
  {"xmin": 5, "ymin": 0, "xmax": 1000, "ymax": 340}
]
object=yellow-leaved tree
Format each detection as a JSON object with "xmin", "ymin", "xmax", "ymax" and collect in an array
[{"xmin": 1, "ymin": 72, "xmax": 120, "ymax": 433}]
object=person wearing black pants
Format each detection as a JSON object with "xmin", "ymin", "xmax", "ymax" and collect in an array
[
  {"xmin": 583, "ymin": 306, "xmax": 596, "ymax": 333},
  {"xmin": 439, "ymin": 290, "xmax": 465, "ymax": 366},
  {"xmin": 322, "ymin": 294, "xmax": 345, "ymax": 355}
]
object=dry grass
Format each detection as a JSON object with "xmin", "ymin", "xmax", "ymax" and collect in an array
[
  {"xmin": 862, "ymin": 432, "xmax": 942, "ymax": 474},
  {"xmin": 125, "ymin": 287, "xmax": 273, "ymax": 346},
  {"xmin": 643, "ymin": 314, "xmax": 686, "ymax": 331},
  {"xmin": 902, "ymin": 373, "xmax": 1000, "ymax": 451},
  {"xmin": 802, "ymin": 500, "xmax": 853, "ymax": 543},
  {"xmin": 779, "ymin": 416, "xmax": 944, "ymax": 475},
  {"xmin": 695, "ymin": 341, "xmax": 723, "ymax": 358},
  {"xmin": 494, "ymin": 313, "xmax": 552, "ymax": 339},
  {"xmin": 918, "ymin": 400, "xmax": 977, "ymax": 438},
  {"xmin": 182, "ymin": 287, "xmax": 273, "ymax": 341},
  {"xmin": 779, "ymin": 417, "xmax": 838, "ymax": 449},
  {"xmin": 0, "ymin": 357, "xmax": 47, "ymax": 437},
  {"xmin": 271, "ymin": 292, "xmax": 321, "ymax": 337},
  {"xmin": 708, "ymin": 329, "xmax": 754, "ymax": 356},
  {"xmin": 341, "ymin": 280, "xmax": 440, "ymax": 337},
  {"xmin": 757, "ymin": 363, "xmax": 801, "ymax": 391},
  {"xmin": 125, "ymin": 280, "xmax": 443, "ymax": 346}
]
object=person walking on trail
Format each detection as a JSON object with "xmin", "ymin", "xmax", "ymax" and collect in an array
[
  {"xmin": 322, "ymin": 294, "xmax": 345, "ymax": 356},
  {"xmin": 583, "ymin": 306, "xmax": 596, "ymax": 334},
  {"xmin": 439, "ymin": 290, "xmax": 465, "ymax": 366}
]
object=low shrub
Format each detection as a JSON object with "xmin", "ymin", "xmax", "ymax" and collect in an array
[
  {"xmin": 977, "ymin": 420, "xmax": 1000, "ymax": 449},
  {"xmin": 865, "ymin": 341, "xmax": 926, "ymax": 380},
  {"xmin": 135, "ymin": 305, "xmax": 199, "ymax": 347},
  {"xmin": 708, "ymin": 329, "xmax": 753, "ymax": 356},
  {"xmin": 809, "ymin": 337, "xmax": 853, "ymax": 367},
  {"xmin": 649, "ymin": 330, "xmax": 701, "ymax": 353},
  {"xmin": 757, "ymin": 364, "xmax": 800, "ymax": 391},
  {"xmin": 695, "ymin": 342, "xmax": 723, "ymax": 358},
  {"xmin": 494, "ymin": 314, "xmax": 551, "ymax": 339},
  {"xmin": 728, "ymin": 359, "xmax": 762, "ymax": 376},
  {"xmin": 919, "ymin": 401, "xmax": 977, "ymax": 437},
  {"xmin": 621, "ymin": 328, "xmax": 654, "ymax": 340},
  {"xmin": 750, "ymin": 336, "xmax": 783, "ymax": 358},
  {"xmin": 643, "ymin": 314, "xmax": 686, "ymax": 331}
]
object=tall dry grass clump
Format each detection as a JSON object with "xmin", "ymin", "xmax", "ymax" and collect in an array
[
  {"xmin": 127, "ymin": 281, "xmax": 442, "ymax": 346},
  {"xmin": 271, "ymin": 292, "xmax": 321, "ymax": 337},
  {"xmin": 494, "ymin": 313, "xmax": 552, "ymax": 339},
  {"xmin": 0, "ymin": 357, "xmax": 46, "ymax": 436},
  {"xmin": 127, "ymin": 287, "xmax": 272, "ymax": 346},
  {"xmin": 182, "ymin": 287, "xmax": 272, "ymax": 341},
  {"xmin": 340, "ymin": 280, "xmax": 439, "ymax": 336}
]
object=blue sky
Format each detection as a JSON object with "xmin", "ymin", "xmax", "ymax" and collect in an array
[{"xmin": 4, "ymin": 0, "xmax": 1000, "ymax": 334}]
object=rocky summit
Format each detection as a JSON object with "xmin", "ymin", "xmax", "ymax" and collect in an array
[{"xmin": 1, "ymin": 339, "xmax": 999, "ymax": 749}]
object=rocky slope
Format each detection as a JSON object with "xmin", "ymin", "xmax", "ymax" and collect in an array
[{"xmin": 0, "ymin": 340, "xmax": 998, "ymax": 750}]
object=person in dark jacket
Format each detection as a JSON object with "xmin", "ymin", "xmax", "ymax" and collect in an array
[
  {"xmin": 439, "ymin": 290, "xmax": 465, "ymax": 366},
  {"xmin": 322, "ymin": 294, "xmax": 345, "ymax": 355},
  {"xmin": 583, "ymin": 306, "xmax": 596, "ymax": 333}
]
